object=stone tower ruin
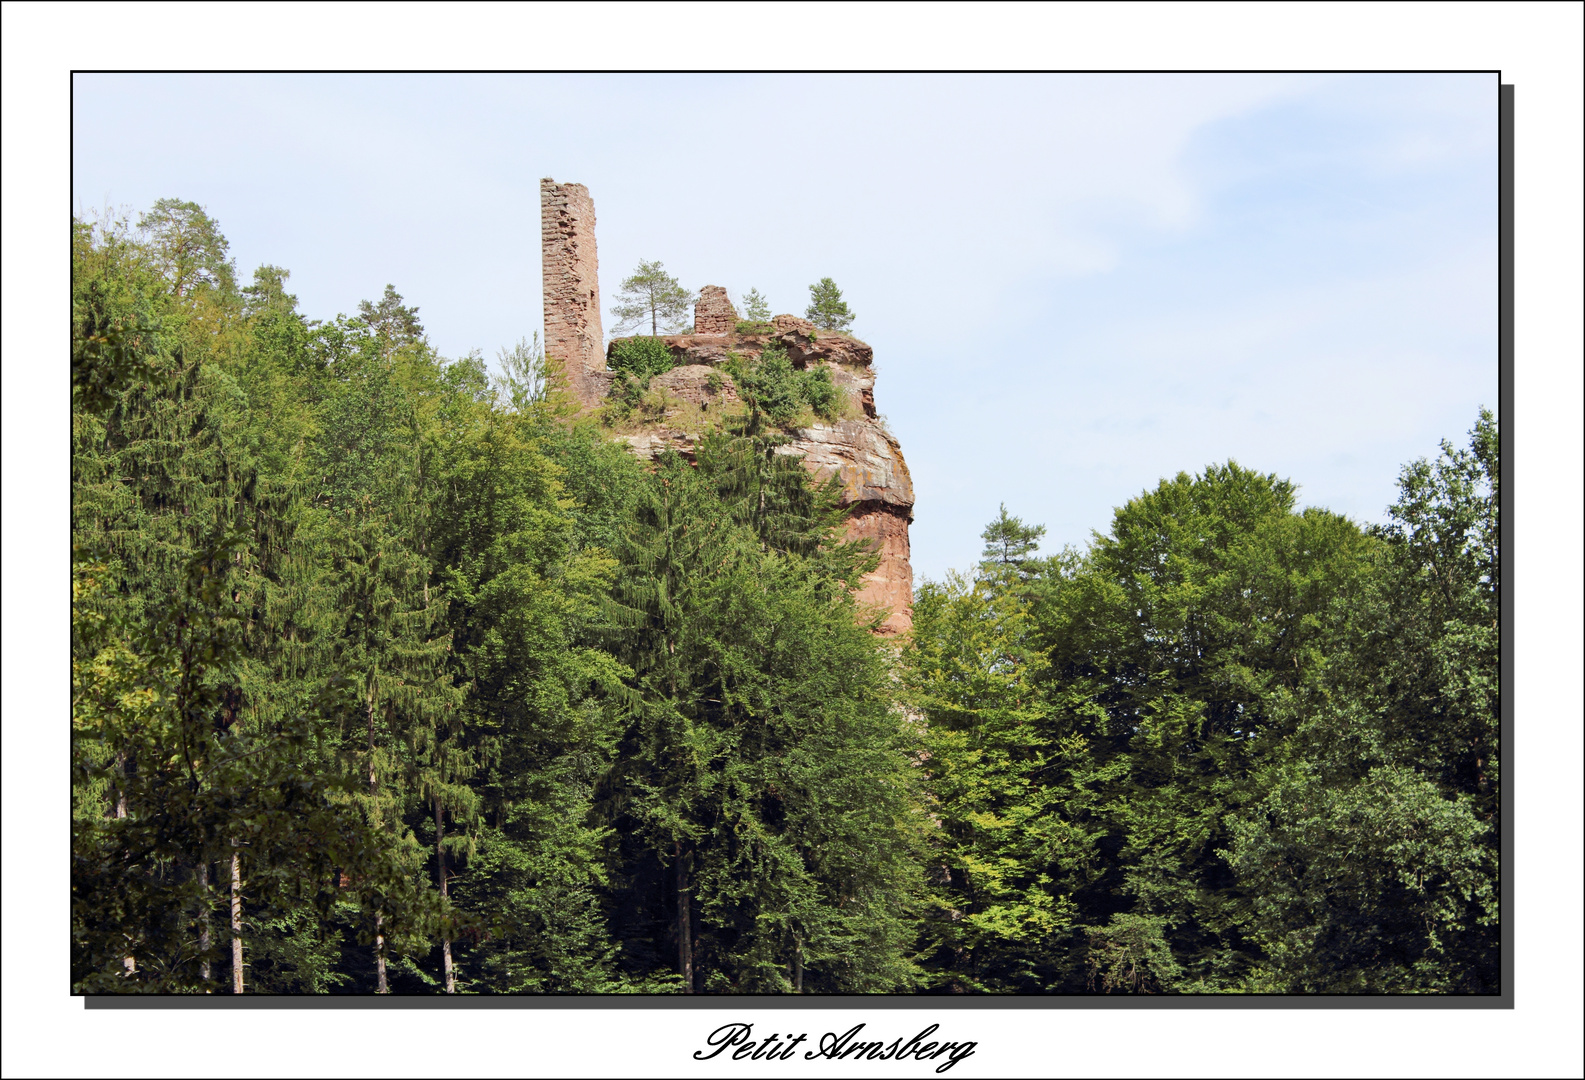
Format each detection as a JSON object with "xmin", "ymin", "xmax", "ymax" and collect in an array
[{"xmin": 540, "ymin": 178, "xmax": 605, "ymax": 406}]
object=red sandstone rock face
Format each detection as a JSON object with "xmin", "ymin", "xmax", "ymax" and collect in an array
[
  {"xmin": 649, "ymin": 364, "xmax": 740, "ymax": 407},
  {"xmin": 632, "ymin": 318, "xmax": 874, "ymax": 372},
  {"xmin": 783, "ymin": 419, "xmax": 914, "ymax": 635},
  {"xmin": 845, "ymin": 504, "xmax": 914, "ymax": 636},
  {"xmin": 605, "ymin": 330, "xmax": 914, "ymax": 635},
  {"xmin": 777, "ymin": 419, "xmax": 913, "ymax": 510}
]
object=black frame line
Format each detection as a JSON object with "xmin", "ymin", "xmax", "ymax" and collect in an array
[{"xmin": 72, "ymin": 70, "xmax": 1512, "ymax": 1011}]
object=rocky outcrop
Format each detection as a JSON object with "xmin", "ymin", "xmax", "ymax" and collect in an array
[
  {"xmin": 775, "ymin": 418, "xmax": 913, "ymax": 510},
  {"xmin": 617, "ymin": 317, "xmax": 879, "ymax": 419},
  {"xmin": 843, "ymin": 503, "xmax": 914, "ymax": 635},
  {"xmin": 541, "ymin": 182, "xmax": 913, "ymax": 634},
  {"xmin": 602, "ymin": 327, "xmax": 913, "ymax": 635},
  {"xmin": 649, "ymin": 364, "xmax": 740, "ymax": 407}
]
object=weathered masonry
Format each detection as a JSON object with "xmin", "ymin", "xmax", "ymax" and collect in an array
[
  {"xmin": 540, "ymin": 178, "xmax": 606, "ymax": 407},
  {"xmin": 539, "ymin": 178, "xmax": 915, "ymax": 634}
]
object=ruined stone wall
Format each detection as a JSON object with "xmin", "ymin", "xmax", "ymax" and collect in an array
[
  {"xmin": 540, "ymin": 178, "xmax": 604, "ymax": 406},
  {"xmin": 693, "ymin": 285, "xmax": 736, "ymax": 335}
]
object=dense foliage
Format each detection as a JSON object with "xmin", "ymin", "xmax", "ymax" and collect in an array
[
  {"xmin": 608, "ymin": 336, "xmax": 676, "ymax": 381},
  {"xmin": 72, "ymin": 203, "xmax": 1499, "ymax": 994},
  {"xmin": 904, "ymin": 437, "xmax": 1500, "ymax": 994}
]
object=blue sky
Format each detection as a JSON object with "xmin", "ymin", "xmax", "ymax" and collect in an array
[{"xmin": 71, "ymin": 72, "xmax": 1497, "ymax": 581}]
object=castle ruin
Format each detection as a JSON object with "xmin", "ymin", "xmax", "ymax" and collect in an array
[{"xmin": 539, "ymin": 179, "xmax": 915, "ymax": 634}]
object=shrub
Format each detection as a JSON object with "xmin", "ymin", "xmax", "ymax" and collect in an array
[
  {"xmin": 751, "ymin": 348, "xmax": 803, "ymax": 426},
  {"xmin": 609, "ymin": 336, "xmax": 676, "ymax": 379},
  {"xmin": 604, "ymin": 371, "xmax": 647, "ymax": 420},
  {"xmin": 727, "ymin": 344, "xmax": 847, "ymax": 427},
  {"xmin": 799, "ymin": 365, "xmax": 842, "ymax": 421}
]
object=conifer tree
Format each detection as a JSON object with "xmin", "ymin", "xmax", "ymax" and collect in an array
[
  {"xmin": 740, "ymin": 287, "xmax": 772, "ymax": 324},
  {"xmin": 72, "ymin": 216, "xmax": 414, "ymax": 992},
  {"xmin": 610, "ymin": 260, "xmax": 691, "ymax": 336},
  {"xmin": 804, "ymin": 277, "xmax": 854, "ymax": 332},
  {"xmin": 600, "ymin": 438, "xmax": 919, "ymax": 993}
]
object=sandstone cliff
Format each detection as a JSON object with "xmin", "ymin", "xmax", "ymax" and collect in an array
[
  {"xmin": 606, "ymin": 314, "xmax": 914, "ymax": 635},
  {"xmin": 540, "ymin": 181, "xmax": 914, "ymax": 634}
]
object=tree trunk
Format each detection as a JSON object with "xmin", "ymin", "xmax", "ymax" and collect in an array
[
  {"xmin": 367, "ymin": 685, "xmax": 388, "ymax": 993},
  {"xmin": 367, "ymin": 689, "xmax": 378, "ymax": 797},
  {"xmin": 792, "ymin": 935, "xmax": 803, "ymax": 994},
  {"xmin": 676, "ymin": 840, "xmax": 693, "ymax": 993},
  {"xmin": 198, "ymin": 861, "xmax": 212, "ymax": 986},
  {"xmin": 230, "ymin": 840, "xmax": 244, "ymax": 994},
  {"xmin": 113, "ymin": 750, "xmax": 128, "ymax": 821},
  {"xmin": 114, "ymin": 764, "xmax": 133, "ymax": 976},
  {"xmin": 437, "ymin": 800, "xmax": 454, "ymax": 993},
  {"xmin": 375, "ymin": 913, "xmax": 388, "ymax": 994}
]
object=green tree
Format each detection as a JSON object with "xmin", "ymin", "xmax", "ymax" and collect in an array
[
  {"xmin": 71, "ymin": 221, "xmax": 421, "ymax": 993},
  {"xmin": 137, "ymin": 197, "xmax": 238, "ymax": 298},
  {"xmin": 804, "ymin": 277, "xmax": 854, "ymax": 332},
  {"xmin": 610, "ymin": 259, "xmax": 692, "ymax": 336},
  {"xmin": 309, "ymin": 313, "xmax": 471, "ymax": 992},
  {"xmin": 740, "ymin": 287, "xmax": 772, "ymax": 323},
  {"xmin": 724, "ymin": 342, "xmax": 843, "ymax": 429},
  {"xmin": 599, "ymin": 441, "xmax": 920, "ymax": 993},
  {"xmin": 421, "ymin": 399, "xmax": 631, "ymax": 992},
  {"xmin": 241, "ymin": 264, "xmax": 299, "ymax": 318},
  {"xmin": 1224, "ymin": 412, "xmax": 1501, "ymax": 993},
  {"xmin": 495, "ymin": 334, "xmax": 549, "ymax": 411},
  {"xmin": 905, "ymin": 553, "xmax": 1091, "ymax": 992},
  {"xmin": 979, "ymin": 504, "xmax": 1046, "ymax": 569},
  {"xmin": 358, "ymin": 284, "xmax": 425, "ymax": 356},
  {"xmin": 1031, "ymin": 462, "xmax": 1373, "ymax": 990}
]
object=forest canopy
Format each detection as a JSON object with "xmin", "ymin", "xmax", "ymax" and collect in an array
[{"xmin": 71, "ymin": 203, "xmax": 1499, "ymax": 994}]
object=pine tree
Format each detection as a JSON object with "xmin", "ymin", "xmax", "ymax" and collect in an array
[
  {"xmin": 804, "ymin": 277, "xmax": 854, "ymax": 332},
  {"xmin": 609, "ymin": 260, "xmax": 691, "ymax": 336},
  {"xmin": 739, "ymin": 288, "xmax": 772, "ymax": 324}
]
